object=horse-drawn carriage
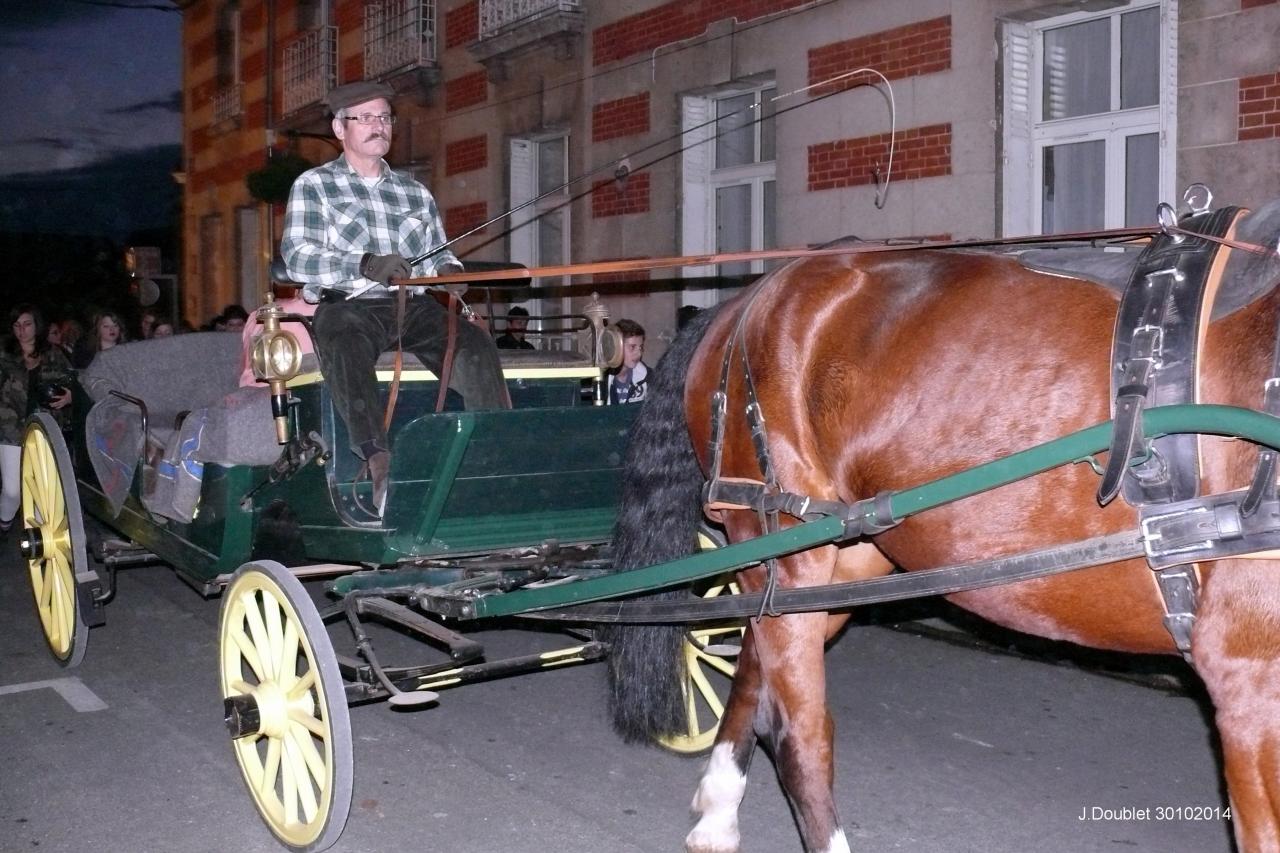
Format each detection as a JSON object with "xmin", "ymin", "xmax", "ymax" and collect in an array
[{"xmin": 19, "ymin": 191, "xmax": 1280, "ymax": 852}]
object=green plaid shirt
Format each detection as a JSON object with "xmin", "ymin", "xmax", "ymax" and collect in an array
[{"xmin": 280, "ymin": 154, "xmax": 459, "ymax": 303}]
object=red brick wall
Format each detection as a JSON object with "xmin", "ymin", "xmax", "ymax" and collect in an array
[
  {"xmin": 241, "ymin": 0, "xmax": 265, "ymax": 32},
  {"xmin": 446, "ymin": 1, "xmax": 479, "ymax": 48},
  {"xmin": 445, "ymin": 135, "xmax": 488, "ymax": 175},
  {"xmin": 190, "ymin": 31, "xmax": 217, "ymax": 65},
  {"xmin": 190, "ymin": 150, "xmax": 268, "ymax": 195},
  {"xmin": 808, "ymin": 124, "xmax": 951, "ymax": 191},
  {"xmin": 445, "ymin": 201, "xmax": 488, "ymax": 237},
  {"xmin": 1239, "ymin": 72, "xmax": 1280, "ymax": 141},
  {"xmin": 592, "ymin": 93, "xmax": 650, "ymax": 142},
  {"xmin": 342, "ymin": 54, "xmax": 364, "ymax": 84},
  {"xmin": 243, "ymin": 47, "xmax": 267, "ymax": 84},
  {"xmin": 593, "ymin": 0, "xmax": 812, "ymax": 66},
  {"xmin": 335, "ymin": 0, "xmax": 364, "ymax": 31},
  {"xmin": 446, "ymin": 70, "xmax": 488, "ymax": 112},
  {"xmin": 809, "ymin": 17, "xmax": 951, "ymax": 94},
  {"xmin": 592, "ymin": 172, "xmax": 651, "ymax": 217}
]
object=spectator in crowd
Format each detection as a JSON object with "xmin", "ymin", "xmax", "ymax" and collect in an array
[
  {"xmin": 0, "ymin": 304, "xmax": 76, "ymax": 533},
  {"xmin": 280, "ymin": 79, "xmax": 508, "ymax": 516},
  {"xmin": 606, "ymin": 318, "xmax": 648, "ymax": 404},
  {"xmin": 677, "ymin": 304, "xmax": 700, "ymax": 330},
  {"xmin": 47, "ymin": 320, "xmax": 65, "ymax": 352},
  {"xmin": 140, "ymin": 309, "xmax": 158, "ymax": 339},
  {"xmin": 75, "ymin": 310, "xmax": 129, "ymax": 369},
  {"xmin": 222, "ymin": 304, "xmax": 250, "ymax": 332},
  {"xmin": 495, "ymin": 306, "xmax": 535, "ymax": 350},
  {"xmin": 59, "ymin": 318, "xmax": 83, "ymax": 357},
  {"xmin": 152, "ymin": 321, "xmax": 175, "ymax": 338}
]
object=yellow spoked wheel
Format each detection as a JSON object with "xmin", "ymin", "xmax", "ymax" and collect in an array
[
  {"xmin": 20, "ymin": 413, "xmax": 89, "ymax": 667},
  {"xmin": 219, "ymin": 561, "xmax": 352, "ymax": 853},
  {"xmin": 658, "ymin": 533, "xmax": 744, "ymax": 754}
]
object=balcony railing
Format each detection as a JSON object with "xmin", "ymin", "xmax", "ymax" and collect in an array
[
  {"xmin": 213, "ymin": 82, "xmax": 243, "ymax": 124},
  {"xmin": 479, "ymin": 0, "xmax": 581, "ymax": 39},
  {"xmin": 365, "ymin": 0, "xmax": 436, "ymax": 79},
  {"xmin": 282, "ymin": 26, "xmax": 337, "ymax": 116}
]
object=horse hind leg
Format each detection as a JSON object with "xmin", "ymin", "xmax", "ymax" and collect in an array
[
  {"xmin": 686, "ymin": 633, "xmax": 762, "ymax": 853},
  {"xmin": 753, "ymin": 609, "xmax": 851, "ymax": 853},
  {"xmin": 688, "ymin": 539, "xmax": 885, "ymax": 853}
]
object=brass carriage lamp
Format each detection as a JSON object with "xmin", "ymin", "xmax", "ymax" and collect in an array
[
  {"xmin": 583, "ymin": 293, "xmax": 624, "ymax": 405},
  {"xmin": 251, "ymin": 296, "xmax": 303, "ymax": 443}
]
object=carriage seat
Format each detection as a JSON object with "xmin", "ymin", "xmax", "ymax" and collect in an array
[
  {"xmin": 80, "ymin": 333, "xmax": 280, "ymax": 521},
  {"xmin": 1015, "ymin": 247, "xmax": 1143, "ymax": 296}
]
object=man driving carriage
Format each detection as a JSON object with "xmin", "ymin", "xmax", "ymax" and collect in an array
[{"xmin": 281, "ymin": 80, "xmax": 510, "ymax": 516}]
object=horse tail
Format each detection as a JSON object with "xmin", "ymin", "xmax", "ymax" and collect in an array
[{"xmin": 601, "ymin": 306, "xmax": 719, "ymax": 743}]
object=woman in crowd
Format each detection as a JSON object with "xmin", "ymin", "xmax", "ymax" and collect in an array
[
  {"xmin": 0, "ymin": 304, "xmax": 76, "ymax": 532},
  {"xmin": 75, "ymin": 310, "xmax": 129, "ymax": 369}
]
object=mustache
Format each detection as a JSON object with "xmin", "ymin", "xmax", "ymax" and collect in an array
[{"xmin": 366, "ymin": 133, "xmax": 388, "ymax": 142}]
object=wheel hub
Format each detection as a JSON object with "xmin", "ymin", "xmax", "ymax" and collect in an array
[
  {"xmin": 224, "ymin": 693, "xmax": 261, "ymax": 739},
  {"xmin": 19, "ymin": 527, "xmax": 43, "ymax": 560}
]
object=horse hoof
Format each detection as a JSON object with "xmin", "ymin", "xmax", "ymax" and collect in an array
[{"xmin": 685, "ymin": 826, "xmax": 740, "ymax": 853}]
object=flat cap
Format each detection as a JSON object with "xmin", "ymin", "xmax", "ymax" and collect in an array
[{"xmin": 325, "ymin": 81, "xmax": 394, "ymax": 114}]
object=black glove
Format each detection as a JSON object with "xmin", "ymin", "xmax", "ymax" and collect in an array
[{"xmin": 359, "ymin": 252, "xmax": 411, "ymax": 284}]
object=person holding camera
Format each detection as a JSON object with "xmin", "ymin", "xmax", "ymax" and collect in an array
[{"xmin": 0, "ymin": 304, "xmax": 76, "ymax": 532}]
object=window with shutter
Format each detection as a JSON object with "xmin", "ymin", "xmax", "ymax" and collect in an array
[{"xmin": 1000, "ymin": 1, "xmax": 1175, "ymax": 236}]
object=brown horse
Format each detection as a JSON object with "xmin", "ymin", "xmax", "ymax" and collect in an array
[{"xmin": 603, "ymin": 200, "xmax": 1280, "ymax": 853}]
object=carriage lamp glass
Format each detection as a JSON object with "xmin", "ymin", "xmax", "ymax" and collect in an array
[
  {"xmin": 251, "ymin": 329, "xmax": 302, "ymax": 382},
  {"xmin": 251, "ymin": 324, "xmax": 302, "ymax": 444},
  {"xmin": 599, "ymin": 326, "xmax": 625, "ymax": 370}
]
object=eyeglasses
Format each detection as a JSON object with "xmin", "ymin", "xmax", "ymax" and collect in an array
[{"xmin": 343, "ymin": 113, "xmax": 396, "ymax": 126}]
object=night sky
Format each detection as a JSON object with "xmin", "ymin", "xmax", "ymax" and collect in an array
[{"xmin": 0, "ymin": 1, "xmax": 182, "ymax": 241}]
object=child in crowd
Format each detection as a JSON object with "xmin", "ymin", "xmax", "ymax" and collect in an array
[{"xmin": 607, "ymin": 318, "xmax": 648, "ymax": 404}]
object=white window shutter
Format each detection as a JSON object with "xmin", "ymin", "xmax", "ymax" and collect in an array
[
  {"xmin": 680, "ymin": 96, "xmax": 715, "ymax": 278},
  {"xmin": 1001, "ymin": 21, "xmax": 1035, "ymax": 237},
  {"xmin": 508, "ymin": 138, "xmax": 535, "ymax": 265}
]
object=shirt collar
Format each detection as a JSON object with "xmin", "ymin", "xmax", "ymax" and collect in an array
[{"xmin": 336, "ymin": 153, "xmax": 390, "ymax": 181}]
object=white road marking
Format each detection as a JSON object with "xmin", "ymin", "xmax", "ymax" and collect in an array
[{"xmin": 0, "ymin": 677, "xmax": 108, "ymax": 712}]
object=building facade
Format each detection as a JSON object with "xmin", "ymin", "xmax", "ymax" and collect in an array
[{"xmin": 180, "ymin": 0, "xmax": 1280, "ymax": 354}]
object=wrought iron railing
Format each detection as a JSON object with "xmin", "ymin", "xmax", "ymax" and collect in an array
[
  {"xmin": 213, "ymin": 83, "xmax": 243, "ymax": 124},
  {"xmin": 365, "ymin": 0, "xmax": 436, "ymax": 78},
  {"xmin": 479, "ymin": 0, "xmax": 581, "ymax": 39},
  {"xmin": 282, "ymin": 26, "xmax": 337, "ymax": 115}
]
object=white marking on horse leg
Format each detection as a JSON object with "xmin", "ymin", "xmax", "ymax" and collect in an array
[
  {"xmin": 819, "ymin": 828, "xmax": 852, "ymax": 853},
  {"xmin": 685, "ymin": 742, "xmax": 746, "ymax": 853}
]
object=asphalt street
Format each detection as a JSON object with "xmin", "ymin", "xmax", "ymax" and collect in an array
[{"xmin": 1, "ymin": 542, "xmax": 1236, "ymax": 853}]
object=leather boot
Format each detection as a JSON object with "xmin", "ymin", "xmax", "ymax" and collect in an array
[{"xmin": 368, "ymin": 450, "xmax": 391, "ymax": 516}]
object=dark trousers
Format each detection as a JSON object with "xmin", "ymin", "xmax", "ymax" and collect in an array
[{"xmin": 314, "ymin": 296, "xmax": 509, "ymax": 455}]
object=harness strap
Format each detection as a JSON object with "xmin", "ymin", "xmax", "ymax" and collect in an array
[
  {"xmin": 523, "ymin": 531, "xmax": 1144, "ymax": 624},
  {"xmin": 1098, "ymin": 270, "xmax": 1178, "ymax": 504},
  {"xmin": 435, "ymin": 292, "xmax": 460, "ymax": 413},
  {"xmin": 382, "ymin": 281, "xmax": 409, "ymax": 435}
]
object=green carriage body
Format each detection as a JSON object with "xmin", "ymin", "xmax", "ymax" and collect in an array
[{"xmin": 70, "ymin": 341, "xmax": 637, "ymax": 591}]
